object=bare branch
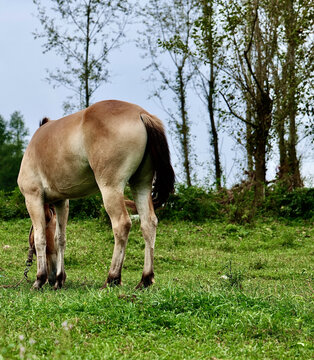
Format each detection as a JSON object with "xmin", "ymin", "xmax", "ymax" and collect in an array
[
  {"xmin": 243, "ymin": 3, "xmax": 266, "ymax": 97},
  {"xmin": 220, "ymin": 91, "xmax": 257, "ymax": 129}
]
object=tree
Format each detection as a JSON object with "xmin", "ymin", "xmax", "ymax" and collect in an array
[
  {"xmin": 0, "ymin": 112, "xmax": 29, "ymax": 191},
  {"xmin": 8, "ymin": 111, "xmax": 29, "ymax": 155},
  {"xmin": 0, "ymin": 115, "xmax": 7, "ymax": 146},
  {"xmin": 138, "ymin": 0, "xmax": 199, "ymax": 186},
  {"xmin": 220, "ymin": 0, "xmax": 313, "ymax": 199},
  {"xmin": 192, "ymin": 0, "xmax": 223, "ymax": 189},
  {"xmin": 272, "ymin": 0, "xmax": 313, "ymax": 189},
  {"xmin": 220, "ymin": 1, "xmax": 277, "ymax": 202},
  {"xmin": 33, "ymin": 0, "xmax": 131, "ymax": 112}
]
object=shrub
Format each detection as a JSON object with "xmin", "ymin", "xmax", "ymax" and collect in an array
[
  {"xmin": 0, "ymin": 187, "xmax": 28, "ymax": 220},
  {"xmin": 157, "ymin": 185, "xmax": 222, "ymax": 221},
  {"xmin": 263, "ymin": 186, "xmax": 314, "ymax": 219},
  {"xmin": 69, "ymin": 193, "xmax": 103, "ymax": 219},
  {"xmin": 219, "ymin": 184, "xmax": 256, "ymax": 224},
  {"xmin": 1, "ymin": 184, "xmax": 313, "ymax": 222}
]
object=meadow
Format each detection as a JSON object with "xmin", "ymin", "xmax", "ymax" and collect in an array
[{"xmin": 0, "ymin": 217, "xmax": 313, "ymax": 359}]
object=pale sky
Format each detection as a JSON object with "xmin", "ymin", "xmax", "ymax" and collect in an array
[{"xmin": 0, "ymin": 0, "xmax": 313, "ymax": 186}]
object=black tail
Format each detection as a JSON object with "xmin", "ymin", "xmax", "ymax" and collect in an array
[{"xmin": 140, "ymin": 113, "xmax": 175, "ymax": 209}]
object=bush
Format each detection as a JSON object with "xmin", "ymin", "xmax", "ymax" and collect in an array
[
  {"xmin": 157, "ymin": 185, "xmax": 222, "ymax": 221},
  {"xmin": 0, "ymin": 187, "xmax": 28, "ymax": 220},
  {"xmin": 263, "ymin": 186, "xmax": 314, "ymax": 219},
  {"xmin": 69, "ymin": 193, "xmax": 103, "ymax": 219},
  {"xmin": 1, "ymin": 184, "xmax": 313, "ymax": 222},
  {"xmin": 220, "ymin": 185, "xmax": 256, "ymax": 224}
]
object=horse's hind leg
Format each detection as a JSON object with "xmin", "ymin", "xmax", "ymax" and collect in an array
[
  {"xmin": 53, "ymin": 200, "xmax": 69, "ymax": 289},
  {"xmin": 100, "ymin": 186, "xmax": 132, "ymax": 287},
  {"xmin": 24, "ymin": 194, "xmax": 47, "ymax": 289},
  {"xmin": 130, "ymin": 180, "xmax": 158, "ymax": 289}
]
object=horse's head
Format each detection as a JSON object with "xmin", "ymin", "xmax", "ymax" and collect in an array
[{"xmin": 28, "ymin": 204, "xmax": 58, "ymax": 286}]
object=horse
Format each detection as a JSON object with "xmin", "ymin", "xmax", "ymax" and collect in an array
[{"xmin": 18, "ymin": 100, "xmax": 175, "ymax": 290}]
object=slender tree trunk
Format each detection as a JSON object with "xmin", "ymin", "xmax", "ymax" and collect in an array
[
  {"xmin": 207, "ymin": 78, "xmax": 221, "ymax": 189},
  {"xmin": 244, "ymin": 14, "xmax": 273, "ymax": 203},
  {"xmin": 285, "ymin": 0, "xmax": 302, "ymax": 188},
  {"xmin": 244, "ymin": 2, "xmax": 256, "ymax": 179},
  {"xmin": 202, "ymin": 0, "xmax": 222, "ymax": 189},
  {"xmin": 253, "ymin": 90, "xmax": 272, "ymax": 202},
  {"xmin": 245, "ymin": 103, "xmax": 254, "ymax": 175},
  {"xmin": 84, "ymin": 2, "xmax": 91, "ymax": 108},
  {"xmin": 178, "ymin": 69, "xmax": 192, "ymax": 186},
  {"xmin": 277, "ymin": 111, "xmax": 288, "ymax": 179}
]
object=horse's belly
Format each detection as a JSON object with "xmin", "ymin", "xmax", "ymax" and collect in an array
[{"xmin": 43, "ymin": 164, "xmax": 99, "ymax": 201}]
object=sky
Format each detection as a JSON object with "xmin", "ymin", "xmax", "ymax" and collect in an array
[{"xmin": 0, "ymin": 0, "xmax": 313, "ymax": 187}]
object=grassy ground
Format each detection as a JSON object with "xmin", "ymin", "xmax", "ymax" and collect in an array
[{"xmin": 0, "ymin": 217, "xmax": 313, "ymax": 359}]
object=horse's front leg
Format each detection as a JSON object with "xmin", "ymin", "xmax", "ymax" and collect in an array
[
  {"xmin": 100, "ymin": 187, "xmax": 132, "ymax": 287},
  {"xmin": 53, "ymin": 200, "xmax": 69, "ymax": 289},
  {"xmin": 25, "ymin": 195, "xmax": 47, "ymax": 289}
]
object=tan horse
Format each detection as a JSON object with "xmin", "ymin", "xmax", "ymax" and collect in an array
[{"xmin": 18, "ymin": 100, "xmax": 175, "ymax": 290}]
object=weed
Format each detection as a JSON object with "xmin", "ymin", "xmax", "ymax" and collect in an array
[
  {"xmin": 220, "ymin": 260, "xmax": 245, "ymax": 290},
  {"xmin": 250, "ymin": 258, "xmax": 268, "ymax": 270},
  {"xmin": 280, "ymin": 232, "xmax": 298, "ymax": 248}
]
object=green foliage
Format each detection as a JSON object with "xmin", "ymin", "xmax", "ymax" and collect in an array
[
  {"xmin": 1, "ymin": 183, "xmax": 313, "ymax": 223},
  {"xmin": 223, "ymin": 185, "xmax": 256, "ymax": 224},
  {"xmin": 264, "ymin": 185, "xmax": 314, "ymax": 219},
  {"xmin": 0, "ymin": 188, "xmax": 28, "ymax": 220},
  {"xmin": 158, "ymin": 185, "xmax": 221, "ymax": 221},
  {"xmin": 0, "ymin": 111, "xmax": 29, "ymax": 191},
  {"xmin": 69, "ymin": 193, "xmax": 103, "ymax": 220}
]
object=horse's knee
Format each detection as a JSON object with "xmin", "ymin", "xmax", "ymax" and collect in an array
[
  {"xmin": 113, "ymin": 216, "xmax": 132, "ymax": 241},
  {"xmin": 149, "ymin": 214, "xmax": 158, "ymax": 228},
  {"xmin": 55, "ymin": 235, "xmax": 66, "ymax": 248},
  {"xmin": 140, "ymin": 214, "xmax": 157, "ymax": 239}
]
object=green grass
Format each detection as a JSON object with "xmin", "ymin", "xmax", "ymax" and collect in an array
[{"xmin": 0, "ymin": 218, "xmax": 313, "ymax": 359}]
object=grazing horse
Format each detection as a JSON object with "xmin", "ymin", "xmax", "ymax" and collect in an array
[{"xmin": 18, "ymin": 100, "xmax": 175, "ymax": 290}]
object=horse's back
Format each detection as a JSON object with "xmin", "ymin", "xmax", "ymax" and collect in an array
[
  {"xmin": 18, "ymin": 100, "xmax": 149, "ymax": 201},
  {"xmin": 82, "ymin": 101, "xmax": 148, "ymax": 184}
]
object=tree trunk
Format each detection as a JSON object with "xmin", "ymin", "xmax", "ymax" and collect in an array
[
  {"xmin": 254, "ymin": 93, "xmax": 272, "ymax": 203},
  {"xmin": 277, "ymin": 111, "xmax": 288, "ymax": 180},
  {"xmin": 251, "ymin": 15, "xmax": 272, "ymax": 203},
  {"xmin": 178, "ymin": 69, "xmax": 192, "ymax": 186},
  {"xmin": 245, "ymin": 96, "xmax": 254, "ymax": 176},
  {"xmin": 202, "ymin": 0, "xmax": 222, "ymax": 189},
  {"xmin": 207, "ymin": 82, "xmax": 222, "ymax": 189},
  {"xmin": 285, "ymin": 0, "xmax": 302, "ymax": 188},
  {"xmin": 84, "ymin": 2, "xmax": 91, "ymax": 108}
]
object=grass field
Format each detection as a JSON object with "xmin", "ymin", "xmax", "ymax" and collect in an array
[{"xmin": 0, "ymin": 218, "xmax": 313, "ymax": 359}]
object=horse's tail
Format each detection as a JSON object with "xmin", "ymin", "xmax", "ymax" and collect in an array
[{"xmin": 140, "ymin": 113, "xmax": 175, "ymax": 209}]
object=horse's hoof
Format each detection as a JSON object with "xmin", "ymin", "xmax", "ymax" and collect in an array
[
  {"xmin": 102, "ymin": 274, "xmax": 122, "ymax": 289},
  {"xmin": 48, "ymin": 273, "xmax": 57, "ymax": 286},
  {"xmin": 32, "ymin": 280, "xmax": 44, "ymax": 290},
  {"xmin": 32, "ymin": 272, "xmax": 48, "ymax": 290},
  {"xmin": 135, "ymin": 272, "xmax": 155, "ymax": 290},
  {"xmin": 53, "ymin": 272, "xmax": 66, "ymax": 290}
]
